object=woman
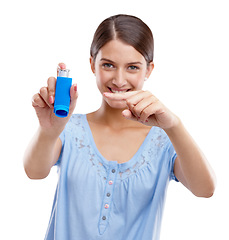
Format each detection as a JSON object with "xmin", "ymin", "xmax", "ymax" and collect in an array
[{"xmin": 24, "ymin": 14, "xmax": 216, "ymax": 240}]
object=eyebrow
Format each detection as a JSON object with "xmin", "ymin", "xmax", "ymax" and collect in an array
[
  {"xmin": 100, "ymin": 58, "xmax": 115, "ymax": 63},
  {"xmin": 100, "ymin": 58, "xmax": 143, "ymax": 65}
]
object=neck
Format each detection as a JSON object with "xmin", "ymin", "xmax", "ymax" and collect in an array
[{"xmin": 88, "ymin": 101, "xmax": 140, "ymax": 129}]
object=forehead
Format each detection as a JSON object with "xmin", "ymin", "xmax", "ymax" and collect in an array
[{"xmin": 96, "ymin": 39, "xmax": 146, "ymax": 64}]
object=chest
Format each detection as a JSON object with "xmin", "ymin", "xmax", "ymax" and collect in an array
[{"xmin": 88, "ymin": 123, "xmax": 151, "ymax": 163}]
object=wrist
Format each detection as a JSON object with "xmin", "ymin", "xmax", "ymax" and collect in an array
[
  {"xmin": 38, "ymin": 126, "xmax": 61, "ymax": 142},
  {"xmin": 164, "ymin": 116, "xmax": 182, "ymax": 136}
]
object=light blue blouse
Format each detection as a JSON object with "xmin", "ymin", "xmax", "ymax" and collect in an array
[{"xmin": 45, "ymin": 114, "xmax": 177, "ymax": 240}]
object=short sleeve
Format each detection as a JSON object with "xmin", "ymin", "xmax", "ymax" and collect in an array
[
  {"xmin": 167, "ymin": 141, "xmax": 179, "ymax": 182},
  {"xmin": 59, "ymin": 128, "xmax": 65, "ymax": 145}
]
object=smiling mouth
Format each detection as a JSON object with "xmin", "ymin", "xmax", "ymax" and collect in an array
[{"xmin": 108, "ymin": 87, "xmax": 131, "ymax": 93}]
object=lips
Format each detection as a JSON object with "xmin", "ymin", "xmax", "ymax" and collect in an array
[{"xmin": 108, "ymin": 87, "xmax": 130, "ymax": 93}]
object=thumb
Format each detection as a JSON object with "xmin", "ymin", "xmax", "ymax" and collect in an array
[{"xmin": 122, "ymin": 109, "xmax": 138, "ymax": 122}]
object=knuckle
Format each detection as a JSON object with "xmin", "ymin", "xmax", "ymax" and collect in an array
[
  {"xmin": 142, "ymin": 109, "xmax": 149, "ymax": 118},
  {"xmin": 153, "ymin": 98, "xmax": 159, "ymax": 104},
  {"xmin": 49, "ymin": 89, "xmax": 55, "ymax": 96},
  {"xmin": 47, "ymin": 77, "xmax": 56, "ymax": 95},
  {"xmin": 32, "ymin": 93, "xmax": 38, "ymax": 102},
  {"xmin": 142, "ymin": 105, "xmax": 151, "ymax": 115},
  {"xmin": 32, "ymin": 93, "xmax": 38, "ymax": 99},
  {"xmin": 125, "ymin": 98, "xmax": 132, "ymax": 106},
  {"xmin": 126, "ymin": 97, "xmax": 135, "ymax": 107},
  {"xmin": 31, "ymin": 94, "xmax": 41, "ymax": 106},
  {"xmin": 133, "ymin": 105, "xmax": 140, "ymax": 113},
  {"xmin": 35, "ymin": 93, "xmax": 40, "ymax": 100},
  {"xmin": 151, "ymin": 94, "xmax": 158, "ymax": 101},
  {"xmin": 132, "ymin": 107, "xmax": 141, "ymax": 118},
  {"xmin": 146, "ymin": 91, "xmax": 153, "ymax": 98},
  {"xmin": 47, "ymin": 76, "xmax": 56, "ymax": 84},
  {"xmin": 39, "ymin": 87, "xmax": 47, "ymax": 95}
]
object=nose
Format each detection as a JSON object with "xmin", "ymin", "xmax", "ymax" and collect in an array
[{"xmin": 111, "ymin": 69, "xmax": 127, "ymax": 88}]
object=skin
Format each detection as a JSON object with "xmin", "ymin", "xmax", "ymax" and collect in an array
[{"xmin": 24, "ymin": 39, "xmax": 216, "ymax": 198}]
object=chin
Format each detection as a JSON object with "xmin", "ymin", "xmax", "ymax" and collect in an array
[{"xmin": 106, "ymin": 99, "xmax": 127, "ymax": 110}]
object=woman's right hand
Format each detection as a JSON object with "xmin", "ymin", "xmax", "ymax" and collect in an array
[{"xmin": 31, "ymin": 63, "xmax": 78, "ymax": 137}]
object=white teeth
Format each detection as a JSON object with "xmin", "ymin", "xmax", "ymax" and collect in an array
[{"xmin": 111, "ymin": 89, "xmax": 127, "ymax": 93}]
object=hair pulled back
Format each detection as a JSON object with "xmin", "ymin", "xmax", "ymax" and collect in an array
[{"xmin": 90, "ymin": 14, "xmax": 154, "ymax": 65}]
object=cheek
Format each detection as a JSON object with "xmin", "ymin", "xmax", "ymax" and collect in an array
[
  {"xmin": 130, "ymin": 74, "xmax": 145, "ymax": 89},
  {"xmin": 96, "ymin": 70, "xmax": 113, "ymax": 86},
  {"xmin": 95, "ymin": 71, "xmax": 110, "ymax": 92}
]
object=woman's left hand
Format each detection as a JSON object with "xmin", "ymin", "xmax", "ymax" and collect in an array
[{"xmin": 103, "ymin": 90, "xmax": 179, "ymax": 130}]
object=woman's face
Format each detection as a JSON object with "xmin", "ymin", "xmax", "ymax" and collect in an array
[{"xmin": 90, "ymin": 39, "xmax": 154, "ymax": 109}]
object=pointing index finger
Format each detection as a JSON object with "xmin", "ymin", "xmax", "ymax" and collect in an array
[{"xmin": 57, "ymin": 62, "xmax": 66, "ymax": 76}]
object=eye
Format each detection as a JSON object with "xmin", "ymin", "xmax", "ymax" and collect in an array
[
  {"xmin": 128, "ymin": 65, "xmax": 139, "ymax": 71},
  {"xmin": 102, "ymin": 63, "xmax": 114, "ymax": 69}
]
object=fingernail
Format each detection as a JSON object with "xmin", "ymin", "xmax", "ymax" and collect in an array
[
  {"xmin": 74, "ymin": 84, "xmax": 77, "ymax": 92},
  {"xmin": 104, "ymin": 92, "xmax": 112, "ymax": 97}
]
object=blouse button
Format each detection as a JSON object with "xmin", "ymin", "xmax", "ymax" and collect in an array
[
  {"xmin": 108, "ymin": 180, "xmax": 113, "ymax": 185},
  {"xmin": 104, "ymin": 204, "xmax": 109, "ymax": 209},
  {"xmin": 111, "ymin": 169, "xmax": 116, "ymax": 173},
  {"xmin": 106, "ymin": 193, "xmax": 111, "ymax": 197},
  {"xmin": 102, "ymin": 216, "xmax": 106, "ymax": 220}
]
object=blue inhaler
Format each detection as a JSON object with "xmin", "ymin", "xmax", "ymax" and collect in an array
[{"xmin": 54, "ymin": 69, "xmax": 72, "ymax": 118}]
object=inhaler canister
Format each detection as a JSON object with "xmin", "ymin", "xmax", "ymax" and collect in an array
[{"xmin": 54, "ymin": 69, "xmax": 72, "ymax": 118}]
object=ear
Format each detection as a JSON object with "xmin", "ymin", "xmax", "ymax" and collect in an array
[
  {"xmin": 145, "ymin": 62, "xmax": 154, "ymax": 79},
  {"xmin": 90, "ymin": 56, "xmax": 96, "ymax": 74}
]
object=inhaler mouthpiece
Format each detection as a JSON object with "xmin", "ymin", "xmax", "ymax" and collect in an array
[{"xmin": 58, "ymin": 69, "xmax": 70, "ymax": 78}]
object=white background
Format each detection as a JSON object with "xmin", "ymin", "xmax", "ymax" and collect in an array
[{"xmin": 1, "ymin": 0, "xmax": 228, "ymax": 239}]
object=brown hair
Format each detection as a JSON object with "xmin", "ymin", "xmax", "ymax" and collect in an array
[{"xmin": 90, "ymin": 14, "xmax": 154, "ymax": 65}]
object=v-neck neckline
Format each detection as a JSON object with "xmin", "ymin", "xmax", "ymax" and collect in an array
[{"xmin": 82, "ymin": 114, "xmax": 154, "ymax": 170}]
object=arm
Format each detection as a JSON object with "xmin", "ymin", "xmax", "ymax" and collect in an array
[
  {"xmin": 103, "ymin": 90, "xmax": 216, "ymax": 197},
  {"xmin": 23, "ymin": 63, "xmax": 78, "ymax": 179},
  {"xmin": 24, "ymin": 129, "xmax": 62, "ymax": 179},
  {"xmin": 165, "ymin": 119, "xmax": 216, "ymax": 198}
]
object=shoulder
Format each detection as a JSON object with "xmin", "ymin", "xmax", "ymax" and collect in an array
[
  {"xmin": 67, "ymin": 113, "xmax": 85, "ymax": 125},
  {"xmin": 143, "ymin": 126, "xmax": 175, "ymax": 161},
  {"xmin": 150, "ymin": 126, "xmax": 171, "ymax": 146}
]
